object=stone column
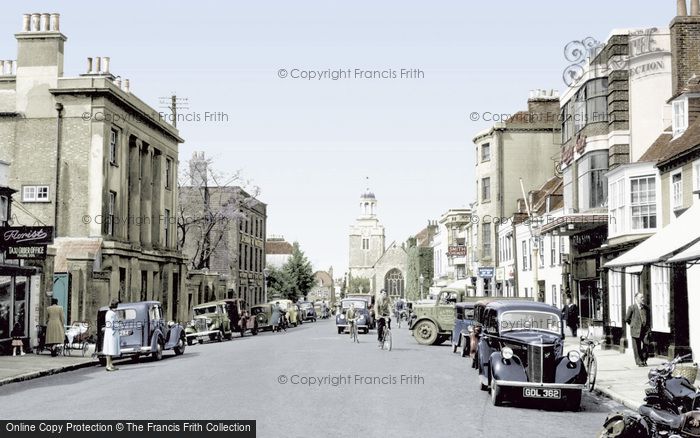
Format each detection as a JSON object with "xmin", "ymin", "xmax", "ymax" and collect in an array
[
  {"xmin": 151, "ymin": 150, "xmax": 163, "ymax": 247},
  {"xmin": 140, "ymin": 144, "xmax": 153, "ymax": 248},
  {"xmin": 129, "ymin": 139, "xmax": 141, "ymax": 245}
]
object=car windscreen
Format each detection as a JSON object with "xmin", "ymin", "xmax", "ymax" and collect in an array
[
  {"xmin": 250, "ymin": 307, "xmax": 266, "ymax": 315},
  {"xmin": 341, "ymin": 301, "xmax": 367, "ymax": 309},
  {"xmin": 194, "ymin": 306, "xmax": 217, "ymax": 315},
  {"xmin": 498, "ymin": 310, "xmax": 561, "ymax": 334},
  {"xmin": 116, "ymin": 309, "xmax": 137, "ymax": 320}
]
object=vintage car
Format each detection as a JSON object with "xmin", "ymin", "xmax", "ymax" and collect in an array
[
  {"xmin": 298, "ymin": 301, "xmax": 317, "ymax": 322},
  {"xmin": 409, "ymin": 288, "xmax": 465, "ymax": 345},
  {"xmin": 474, "ymin": 300, "xmax": 587, "ymax": 410},
  {"xmin": 251, "ymin": 303, "xmax": 273, "ymax": 331},
  {"xmin": 223, "ymin": 299, "xmax": 259, "ymax": 336},
  {"xmin": 344, "ymin": 293, "xmax": 375, "ymax": 328},
  {"xmin": 185, "ymin": 300, "xmax": 233, "ymax": 345},
  {"xmin": 96, "ymin": 300, "xmax": 186, "ymax": 365},
  {"xmin": 452, "ymin": 302, "xmax": 476, "ymax": 357},
  {"xmin": 335, "ymin": 299, "xmax": 371, "ymax": 334}
]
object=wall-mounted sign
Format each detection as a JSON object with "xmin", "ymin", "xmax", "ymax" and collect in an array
[
  {"xmin": 478, "ymin": 267, "xmax": 494, "ymax": 278},
  {"xmin": 5, "ymin": 245, "xmax": 47, "ymax": 260},
  {"xmin": 495, "ymin": 267, "xmax": 505, "ymax": 282},
  {"xmin": 92, "ymin": 271, "xmax": 111, "ymax": 281},
  {"xmin": 448, "ymin": 245, "xmax": 466, "ymax": 257},
  {"xmin": 0, "ymin": 226, "xmax": 54, "ymax": 247}
]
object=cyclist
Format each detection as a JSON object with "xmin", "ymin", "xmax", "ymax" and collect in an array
[
  {"xmin": 346, "ymin": 302, "xmax": 358, "ymax": 339},
  {"xmin": 376, "ymin": 289, "xmax": 392, "ymax": 347}
]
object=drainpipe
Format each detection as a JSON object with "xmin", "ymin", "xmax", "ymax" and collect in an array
[{"xmin": 54, "ymin": 102, "xmax": 64, "ymax": 236}]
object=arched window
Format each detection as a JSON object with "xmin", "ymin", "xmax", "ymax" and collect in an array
[{"xmin": 384, "ymin": 269, "xmax": 404, "ymax": 297}]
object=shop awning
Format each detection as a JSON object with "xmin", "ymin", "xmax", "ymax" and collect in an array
[
  {"xmin": 447, "ymin": 278, "xmax": 474, "ymax": 291},
  {"xmin": 668, "ymin": 240, "xmax": 700, "ymax": 263},
  {"xmin": 605, "ymin": 203, "xmax": 700, "ymax": 268}
]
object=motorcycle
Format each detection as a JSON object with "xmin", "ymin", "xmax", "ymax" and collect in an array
[{"xmin": 598, "ymin": 354, "xmax": 700, "ymax": 438}]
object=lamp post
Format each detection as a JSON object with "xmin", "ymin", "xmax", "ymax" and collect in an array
[
  {"xmin": 262, "ymin": 267, "xmax": 270, "ymax": 303},
  {"xmin": 419, "ymin": 274, "xmax": 424, "ymax": 301}
]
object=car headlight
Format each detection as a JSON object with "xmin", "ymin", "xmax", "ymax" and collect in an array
[
  {"xmin": 568, "ymin": 350, "xmax": 581, "ymax": 363},
  {"xmin": 340, "ymin": 315, "xmax": 345, "ymax": 320},
  {"xmin": 501, "ymin": 347, "xmax": 514, "ymax": 360}
]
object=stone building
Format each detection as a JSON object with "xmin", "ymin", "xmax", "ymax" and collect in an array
[
  {"xmin": 0, "ymin": 13, "xmax": 187, "ymax": 325},
  {"xmin": 472, "ymin": 90, "xmax": 562, "ymax": 297},
  {"xmin": 265, "ymin": 236, "xmax": 293, "ymax": 269},
  {"xmin": 308, "ymin": 269, "xmax": 334, "ymax": 303},
  {"xmin": 348, "ymin": 191, "xmax": 407, "ymax": 298}
]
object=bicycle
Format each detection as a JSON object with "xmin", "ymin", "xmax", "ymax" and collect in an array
[
  {"xmin": 379, "ymin": 316, "xmax": 392, "ymax": 351},
  {"xmin": 580, "ymin": 335, "xmax": 600, "ymax": 391},
  {"xmin": 349, "ymin": 318, "xmax": 359, "ymax": 343}
]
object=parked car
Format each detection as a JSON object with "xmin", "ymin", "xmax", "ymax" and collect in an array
[
  {"xmin": 409, "ymin": 288, "xmax": 465, "ymax": 345},
  {"xmin": 474, "ymin": 300, "xmax": 586, "ymax": 410},
  {"xmin": 185, "ymin": 300, "xmax": 233, "ymax": 345},
  {"xmin": 223, "ymin": 299, "xmax": 258, "ymax": 336},
  {"xmin": 298, "ymin": 301, "xmax": 317, "ymax": 322},
  {"xmin": 452, "ymin": 302, "xmax": 476, "ymax": 357},
  {"xmin": 96, "ymin": 301, "xmax": 185, "ymax": 365},
  {"xmin": 251, "ymin": 303, "xmax": 273, "ymax": 331},
  {"xmin": 336, "ymin": 299, "xmax": 371, "ymax": 334}
]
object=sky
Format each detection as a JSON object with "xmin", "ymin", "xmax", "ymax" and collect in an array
[{"xmin": 0, "ymin": 0, "xmax": 671, "ymax": 275}]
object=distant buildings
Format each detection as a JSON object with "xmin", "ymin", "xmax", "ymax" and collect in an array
[{"xmin": 266, "ymin": 235, "xmax": 293, "ymax": 269}]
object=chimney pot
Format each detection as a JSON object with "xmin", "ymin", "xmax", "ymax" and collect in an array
[
  {"xmin": 94, "ymin": 56, "xmax": 101, "ymax": 73},
  {"xmin": 102, "ymin": 57, "xmax": 110, "ymax": 74},
  {"xmin": 86, "ymin": 57, "xmax": 93, "ymax": 74},
  {"xmin": 50, "ymin": 13, "xmax": 60, "ymax": 31},
  {"xmin": 115, "ymin": 78, "xmax": 122, "ymax": 88},
  {"xmin": 11, "ymin": 60, "xmax": 16, "ymax": 75},
  {"xmin": 692, "ymin": 0, "xmax": 700, "ymax": 15},
  {"xmin": 41, "ymin": 13, "xmax": 50, "ymax": 31},
  {"xmin": 0, "ymin": 61, "xmax": 5, "ymax": 76},
  {"xmin": 679, "ymin": 0, "xmax": 689, "ymax": 16},
  {"xmin": 22, "ymin": 14, "xmax": 31, "ymax": 32},
  {"xmin": 123, "ymin": 79, "xmax": 130, "ymax": 93},
  {"xmin": 30, "ymin": 13, "xmax": 40, "ymax": 32}
]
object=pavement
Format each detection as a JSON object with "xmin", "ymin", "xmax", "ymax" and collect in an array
[
  {"xmin": 562, "ymin": 336, "xmax": 687, "ymax": 411},
  {"xmin": 0, "ymin": 344, "xmax": 97, "ymax": 387},
  {"xmin": 0, "ymin": 328, "xmax": 689, "ymax": 414}
]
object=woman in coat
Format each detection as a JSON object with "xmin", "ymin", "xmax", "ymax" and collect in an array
[
  {"xmin": 46, "ymin": 298, "xmax": 65, "ymax": 356},
  {"xmin": 103, "ymin": 299, "xmax": 121, "ymax": 371},
  {"xmin": 271, "ymin": 302, "xmax": 282, "ymax": 332}
]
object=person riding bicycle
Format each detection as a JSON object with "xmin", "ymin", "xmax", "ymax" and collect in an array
[
  {"xmin": 376, "ymin": 289, "xmax": 392, "ymax": 347},
  {"xmin": 346, "ymin": 302, "xmax": 358, "ymax": 338}
]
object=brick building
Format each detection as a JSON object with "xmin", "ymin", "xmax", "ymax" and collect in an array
[{"xmin": 0, "ymin": 13, "xmax": 188, "ymax": 326}]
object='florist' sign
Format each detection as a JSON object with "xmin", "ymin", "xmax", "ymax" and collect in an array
[{"xmin": 0, "ymin": 226, "xmax": 54, "ymax": 247}]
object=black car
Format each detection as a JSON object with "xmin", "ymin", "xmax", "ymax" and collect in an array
[{"xmin": 474, "ymin": 300, "xmax": 586, "ymax": 410}]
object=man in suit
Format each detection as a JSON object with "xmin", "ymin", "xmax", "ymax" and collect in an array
[
  {"xmin": 626, "ymin": 293, "xmax": 651, "ymax": 367},
  {"xmin": 562, "ymin": 297, "xmax": 579, "ymax": 337}
]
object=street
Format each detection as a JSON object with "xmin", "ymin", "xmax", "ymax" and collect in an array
[{"xmin": 0, "ymin": 319, "xmax": 622, "ymax": 437}]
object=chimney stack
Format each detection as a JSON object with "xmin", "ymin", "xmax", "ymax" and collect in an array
[
  {"xmin": 671, "ymin": 0, "xmax": 700, "ymax": 95},
  {"xmin": 693, "ymin": 0, "xmax": 700, "ymax": 15}
]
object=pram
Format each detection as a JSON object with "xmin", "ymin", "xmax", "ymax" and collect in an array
[{"xmin": 62, "ymin": 321, "xmax": 93, "ymax": 357}]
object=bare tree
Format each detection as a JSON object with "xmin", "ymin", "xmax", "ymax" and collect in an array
[{"xmin": 178, "ymin": 152, "xmax": 261, "ymax": 271}]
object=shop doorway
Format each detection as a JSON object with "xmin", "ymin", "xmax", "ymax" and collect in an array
[{"xmin": 52, "ymin": 273, "xmax": 70, "ymax": 323}]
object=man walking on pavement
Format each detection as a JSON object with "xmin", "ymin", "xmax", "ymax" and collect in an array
[
  {"xmin": 626, "ymin": 293, "xmax": 651, "ymax": 367},
  {"xmin": 562, "ymin": 296, "xmax": 579, "ymax": 337}
]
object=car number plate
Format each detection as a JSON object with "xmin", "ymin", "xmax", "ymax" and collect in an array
[{"xmin": 522, "ymin": 388, "xmax": 561, "ymax": 399}]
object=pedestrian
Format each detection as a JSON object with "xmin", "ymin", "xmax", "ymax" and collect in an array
[
  {"xmin": 102, "ymin": 299, "xmax": 121, "ymax": 371},
  {"xmin": 11, "ymin": 322, "xmax": 25, "ymax": 356},
  {"xmin": 626, "ymin": 293, "xmax": 651, "ymax": 367},
  {"xmin": 45, "ymin": 298, "xmax": 65, "ymax": 357},
  {"xmin": 271, "ymin": 301, "xmax": 282, "ymax": 333},
  {"xmin": 561, "ymin": 297, "xmax": 579, "ymax": 337}
]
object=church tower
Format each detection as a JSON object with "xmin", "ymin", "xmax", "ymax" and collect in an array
[{"xmin": 349, "ymin": 190, "xmax": 386, "ymax": 279}]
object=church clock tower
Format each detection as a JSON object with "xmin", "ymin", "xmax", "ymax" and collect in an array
[{"xmin": 348, "ymin": 191, "xmax": 385, "ymax": 280}]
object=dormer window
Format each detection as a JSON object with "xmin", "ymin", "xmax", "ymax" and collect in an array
[{"xmin": 673, "ymin": 99, "xmax": 688, "ymax": 137}]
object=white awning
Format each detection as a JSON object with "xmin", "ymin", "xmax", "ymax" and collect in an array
[
  {"xmin": 626, "ymin": 265, "xmax": 644, "ymax": 274},
  {"xmin": 668, "ymin": 240, "xmax": 700, "ymax": 263},
  {"xmin": 447, "ymin": 279, "xmax": 471, "ymax": 290},
  {"xmin": 605, "ymin": 203, "xmax": 700, "ymax": 268}
]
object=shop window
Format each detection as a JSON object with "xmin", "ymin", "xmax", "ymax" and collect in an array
[{"xmin": 651, "ymin": 266, "xmax": 670, "ymax": 333}]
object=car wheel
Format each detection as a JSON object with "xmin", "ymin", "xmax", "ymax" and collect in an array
[
  {"xmin": 337, "ymin": 327, "xmax": 343, "ymax": 334},
  {"xmin": 565, "ymin": 390, "xmax": 582, "ymax": 411},
  {"xmin": 187, "ymin": 338, "xmax": 193, "ymax": 346},
  {"xmin": 362, "ymin": 328, "xmax": 369, "ymax": 334},
  {"xmin": 413, "ymin": 321, "xmax": 438, "ymax": 345},
  {"xmin": 252, "ymin": 327, "xmax": 258, "ymax": 336},
  {"xmin": 153, "ymin": 342, "xmax": 163, "ymax": 361},
  {"xmin": 131, "ymin": 354, "xmax": 141, "ymax": 363},
  {"xmin": 217, "ymin": 331, "xmax": 223, "ymax": 342},
  {"xmin": 198, "ymin": 339, "xmax": 204, "ymax": 344},
  {"xmin": 174, "ymin": 337, "xmax": 186, "ymax": 355},
  {"xmin": 490, "ymin": 371, "xmax": 503, "ymax": 406},
  {"xmin": 225, "ymin": 331, "xmax": 233, "ymax": 340}
]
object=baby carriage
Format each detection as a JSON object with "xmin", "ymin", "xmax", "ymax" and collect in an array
[
  {"xmin": 35, "ymin": 324, "xmax": 47, "ymax": 354},
  {"xmin": 63, "ymin": 321, "xmax": 93, "ymax": 357}
]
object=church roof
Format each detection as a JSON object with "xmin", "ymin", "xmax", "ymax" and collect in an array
[{"xmin": 371, "ymin": 241, "xmax": 407, "ymax": 268}]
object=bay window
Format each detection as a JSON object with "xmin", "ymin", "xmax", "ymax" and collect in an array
[
  {"xmin": 630, "ymin": 176, "xmax": 656, "ymax": 230},
  {"xmin": 577, "ymin": 151, "xmax": 608, "ymax": 211}
]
